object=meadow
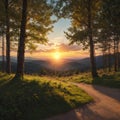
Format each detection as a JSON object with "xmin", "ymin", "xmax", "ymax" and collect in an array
[{"xmin": 0, "ymin": 73, "xmax": 92, "ymax": 120}]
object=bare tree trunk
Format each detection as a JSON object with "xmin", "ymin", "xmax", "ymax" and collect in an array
[
  {"xmin": 88, "ymin": 0, "xmax": 98, "ymax": 78},
  {"xmin": 5, "ymin": 0, "xmax": 11, "ymax": 74},
  {"xmin": 108, "ymin": 43, "xmax": 111, "ymax": 72},
  {"xmin": 102, "ymin": 48, "xmax": 107, "ymax": 72},
  {"xmin": 116, "ymin": 39, "xmax": 119, "ymax": 71},
  {"xmin": 2, "ymin": 33, "xmax": 5, "ymax": 72},
  {"xmin": 14, "ymin": 0, "xmax": 27, "ymax": 80},
  {"xmin": 114, "ymin": 39, "xmax": 117, "ymax": 72},
  {"xmin": 102, "ymin": 49, "xmax": 105, "ymax": 71},
  {"xmin": 118, "ymin": 40, "xmax": 120, "ymax": 70},
  {"xmin": 104, "ymin": 40, "xmax": 108, "ymax": 72}
]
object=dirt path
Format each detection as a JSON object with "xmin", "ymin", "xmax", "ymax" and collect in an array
[{"xmin": 46, "ymin": 83, "xmax": 120, "ymax": 120}]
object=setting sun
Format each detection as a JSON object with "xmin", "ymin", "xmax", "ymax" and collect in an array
[{"xmin": 53, "ymin": 52, "xmax": 61, "ymax": 60}]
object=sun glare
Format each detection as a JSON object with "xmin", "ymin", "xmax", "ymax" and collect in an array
[{"xmin": 53, "ymin": 52, "xmax": 61, "ymax": 60}]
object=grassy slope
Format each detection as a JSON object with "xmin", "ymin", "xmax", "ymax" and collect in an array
[
  {"xmin": 0, "ymin": 73, "xmax": 92, "ymax": 120},
  {"xmin": 58, "ymin": 71, "xmax": 120, "ymax": 88}
]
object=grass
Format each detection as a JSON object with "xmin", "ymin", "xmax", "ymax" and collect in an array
[
  {"xmin": 0, "ymin": 73, "xmax": 92, "ymax": 120},
  {"xmin": 57, "ymin": 71, "xmax": 120, "ymax": 88},
  {"xmin": 93, "ymin": 72, "xmax": 120, "ymax": 88}
]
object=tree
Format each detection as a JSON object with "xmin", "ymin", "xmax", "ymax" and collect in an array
[
  {"xmin": 0, "ymin": 1, "xmax": 6, "ymax": 72},
  {"xmin": 98, "ymin": 0, "xmax": 120, "ymax": 72},
  {"xmin": 14, "ymin": 0, "xmax": 28, "ymax": 79},
  {"xmin": 14, "ymin": 0, "xmax": 54, "ymax": 79},
  {"xmin": 54, "ymin": 0, "xmax": 100, "ymax": 77},
  {"xmin": 4, "ymin": 0, "xmax": 11, "ymax": 73},
  {"xmin": 87, "ymin": 0, "xmax": 98, "ymax": 77},
  {"xmin": 1, "ymin": 31, "xmax": 5, "ymax": 72},
  {"xmin": 0, "ymin": 27, "xmax": 5, "ymax": 72}
]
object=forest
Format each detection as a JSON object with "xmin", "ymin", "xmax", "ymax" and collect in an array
[{"xmin": 0, "ymin": 0, "xmax": 120, "ymax": 120}]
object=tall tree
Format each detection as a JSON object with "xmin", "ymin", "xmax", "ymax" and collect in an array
[
  {"xmin": 2, "ymin": 32, "xmax": 5, "ymax": 72},
  {"xmin": 87, "ymin": 0, "xmax": 98, "ymax": 77},
  {"xmin": 14, "ymin": 0, "xmax": 54, "ymax": 79},
  {"xmin": 14, "ymin": 0, "xmax": 27, "ymax": 79},
  {"xmin": 98, "ymin": 0, "xmax": 120, "ymax": 72},
  {"xmin": 4, "ymin": 0, "xmax": 11, "ymax": 73},
  {"xmin": 54, "ymin": 0, "xmax": 100, "ymax": 77},
  {"xmin": 0, "ymin": 1, "xmax": 6, "ymax": 72}
]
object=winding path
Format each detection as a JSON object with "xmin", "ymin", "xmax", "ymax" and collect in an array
[{"xmin": 47, "ymin": 83, "xmax": 120, "ymax": 120}]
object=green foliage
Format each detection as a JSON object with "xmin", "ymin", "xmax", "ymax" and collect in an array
[
  {"xmin": 97, "ymin": 0, "xmax": 120, "ymax": 49},
  {"xmin": 0, "ymin": 73, "xmax": 92, "ymax": 120},
  {"xmin": 26, "ymin": 0, "xmax": 55, "ymax": 48},
  {"xmin": 58, "ymin": 72, "xmax": 93, "ymax": 84},
  {"xmin": 60, "ymin": 71, "xmax": 120, "ymax": 88},
  {"xmin": 93, "ymin": 72, "xmax": 120, "ymax": 88},
  {"xmin": 0, "ymin": 0, "xmax": 54, "ymax": 52},
  {"xmin": 54, "ymin": 0, "xmax": 101, "ymax": 49}
]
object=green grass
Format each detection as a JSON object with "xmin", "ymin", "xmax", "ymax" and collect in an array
[
  {"xmin": 0, "ymin": 73, "xmax": 92, "ymax": 120},
  {"xmin": 58, "ymin": 71, "xmax": 120, "ymax": 88},
  {"xmin": 93, "ymin": 72, "xmax": 120, "ymax": 88}
]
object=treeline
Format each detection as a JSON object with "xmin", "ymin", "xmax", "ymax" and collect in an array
[{"xmin": 0, "ymin": 0, "xmax": 120, "ymax": 79}]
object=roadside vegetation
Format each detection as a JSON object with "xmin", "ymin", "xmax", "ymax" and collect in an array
[{"xmin": 57, "ymin": 71, "xmax": 120, "ymax": 88}]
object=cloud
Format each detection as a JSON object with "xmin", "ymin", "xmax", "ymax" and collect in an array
[
  {"xmin": 56, "ymin": 43, "xmax": 81, "ymax": 52},
  {"xmin": 53, "ymin": 37, "xmax": 63, "ymax": 41},
  {"xmin": 42, "ymin": 43, "xmax": 81, "ymax": 52},
  {"xmin": 47, "ymin": 42, "xmax": 55, "ymax": 46},
  {"xmin": 50, "ymin": 36, "xmax": 66, "ymax": 44},
  {"xmin": 25, "ymin": 42, "xmax": 82, "ymax": 53}
]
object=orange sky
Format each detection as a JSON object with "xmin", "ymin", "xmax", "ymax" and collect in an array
[{"xmin": 0, "ymin": 18, "xmax": 101, "ymax": 60}]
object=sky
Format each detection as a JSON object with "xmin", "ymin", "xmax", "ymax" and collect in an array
[
  {"xmin": 0, "ymin": 18, "xmax": 100, "ymax": 60},
  {"xmin": 24, "ymin": 18, "xmax": 91, "ymax": 60}
]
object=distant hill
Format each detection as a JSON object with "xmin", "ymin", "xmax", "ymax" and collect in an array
[{"xmin": 0, "ymin": 55, "xmax": 114, "ymax": 76}]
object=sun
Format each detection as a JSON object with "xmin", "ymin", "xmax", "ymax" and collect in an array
[{"xmin": 53, "ymin": 52, "xmax": 61, "ymax": 60}]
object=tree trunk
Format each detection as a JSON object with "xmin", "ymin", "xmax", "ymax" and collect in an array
[
  {"xmin": 118, "ymin": 52, "xmax": 120, "ymax": 70},
  {"xmin": 118, "ymin": 40, "xmax": 120, "ymax": 70},
  {"xmin": 2, "ymin": 33, "xmax": 5, "ymax": 72},
  {"xmin": 114, "ymin": 39, "xmax": 117, "ymax": 72},
  {"xmin": 88, "ymin": 0, "xmax": 98, "ymax": 78},
  {"xmin": 102, "ymin": 49, "xmax": 106, "ymax": 72},
  {"xmin": 108, "ymin": 43, "xmax": 111, "ymax": 72},
  {"xmin": 5, "ymin": 0, "xmax": 11, "ymax": 74},
  {"xmin": 14, "ymin": 0, "xmax": 27, "ymax": 80},
  {"xmin": 116, "ymin": 40, "xmax": 119, "ymax": 71}
]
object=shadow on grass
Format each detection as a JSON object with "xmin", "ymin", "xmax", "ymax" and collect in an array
[
  {"xmin": 0, "ymin": 74, "xmax": 13, "ymax": 86},
  {"xmin": 92, "ymin": 74, "xmax": 120, "ymax": 101},
  {"xmin": 92, "ymin": 74, "xmax": 120, "ymax": 88},
  {"xmin": 0, "ymin": 78, "xmax": 73, "ymax": 120}
]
